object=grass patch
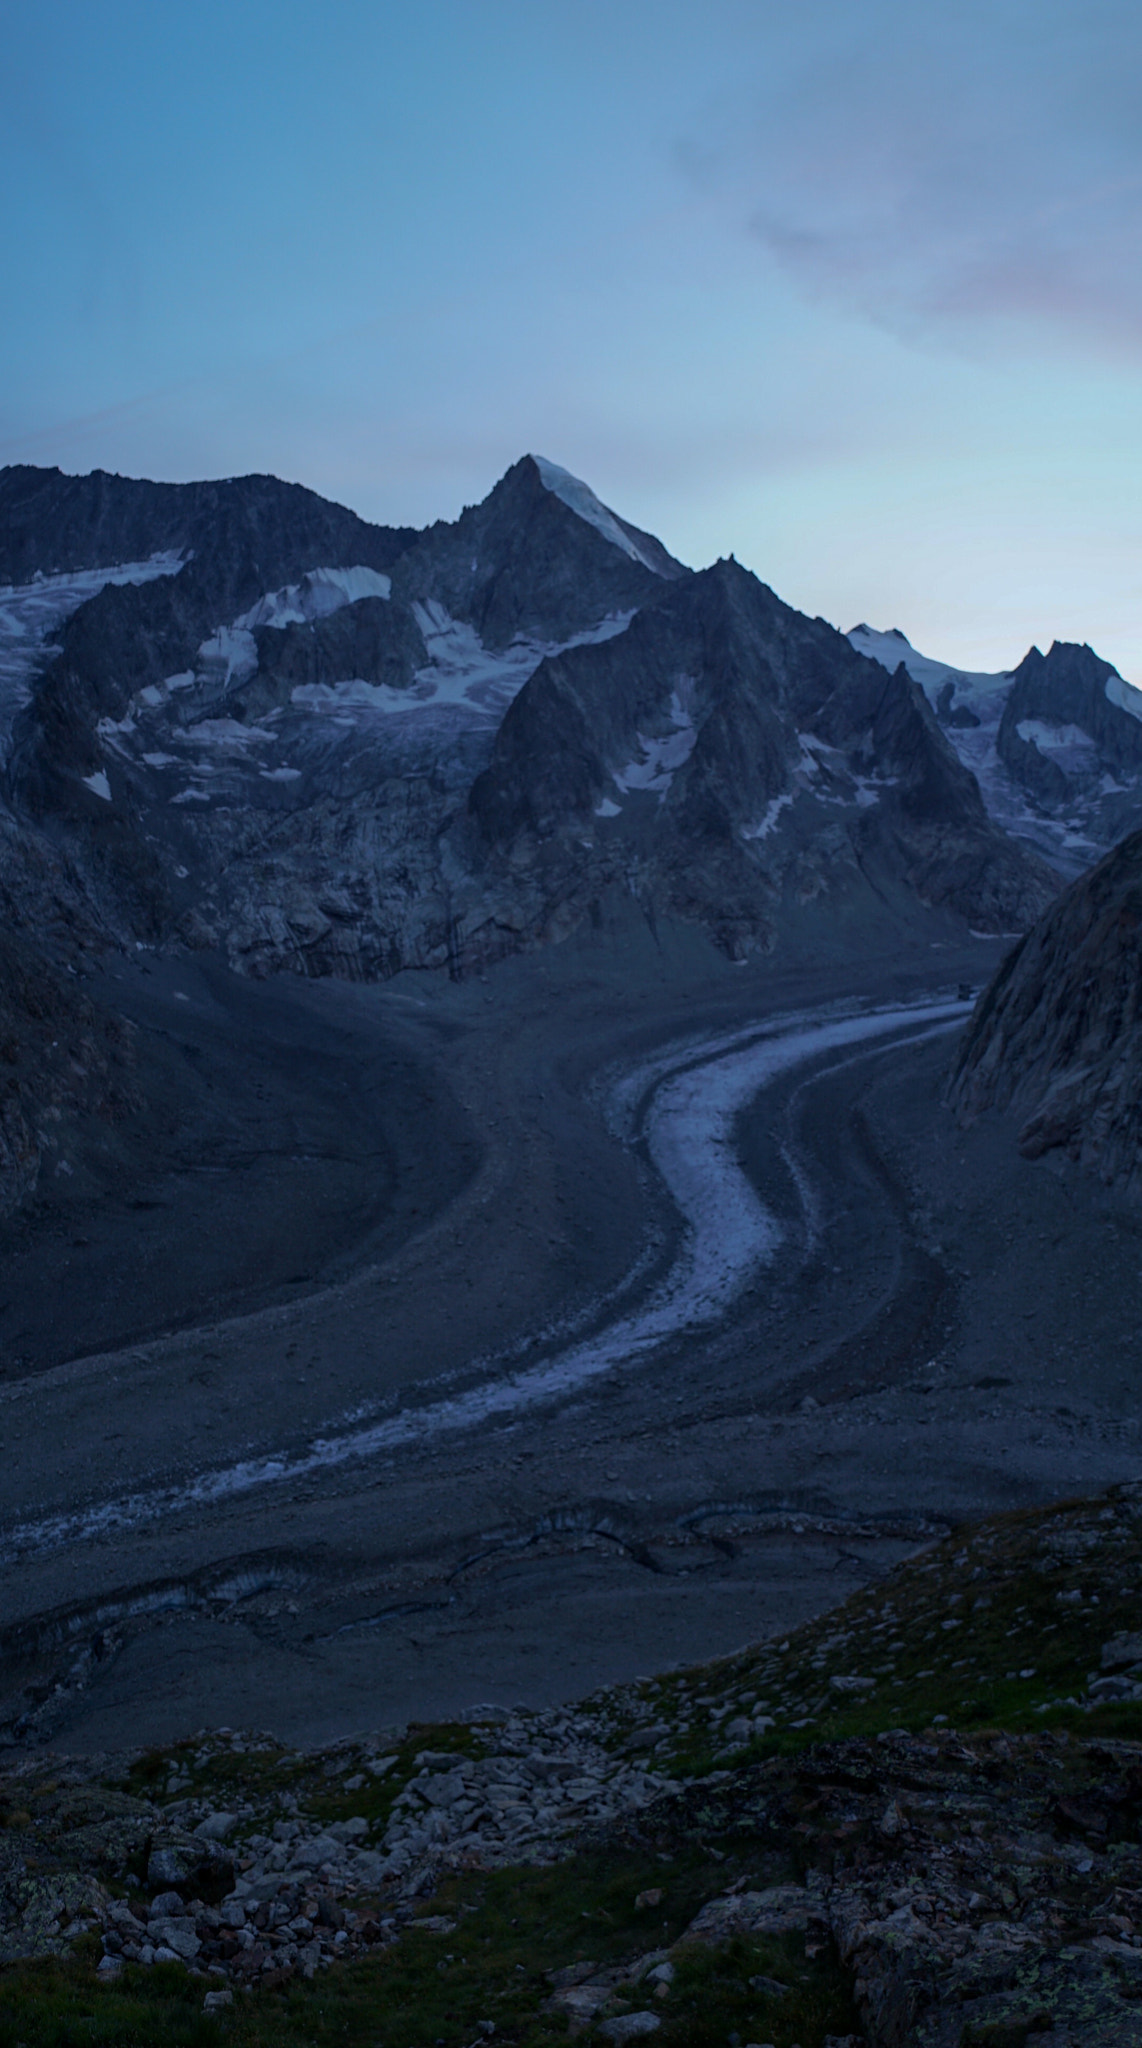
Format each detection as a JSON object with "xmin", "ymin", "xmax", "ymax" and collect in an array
[
  {"xmin": 0, "ymin": 1845, "xmax": 857, "ymax": 2047},
  {"xmin": 619, "ymin": 1484, "xmax": 1142, "ymax": 1771}
]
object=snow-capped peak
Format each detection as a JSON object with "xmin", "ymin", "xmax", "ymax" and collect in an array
[{"xmin": 530, "ymin": 456, "xmax": 667, "ymax": 576}]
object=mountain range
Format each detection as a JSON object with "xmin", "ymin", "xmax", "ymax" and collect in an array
[
  {"xmin": 1, "ymin": 453, "xmax": 1072, "ymax": 987},
  {"xmin": 849, "ymin": 622, "xmax": 1142, "ymax": 882},
  {"xmin": 5, "ymin": 451, "xmax": 1142, "ymax": 1212}
]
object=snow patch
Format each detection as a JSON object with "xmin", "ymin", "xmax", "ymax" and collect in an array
[
  {"xmin": 532, "ymin": 456, "xmax": 667, "ymax": 576},
  {"xmin": 81, "ymin": 770, "xmax": 111, "ymax": 802},
  {"xmin": 291, "ymin": 678, "xmax": 423, "ymax": 717},
  {"xmin": 742, "ymin": 792, "xmax": 794, "ymax": 841},
  {"xmin": 594, "ymin": 796, "xmax": 621, "ymax": 818},
  {"xmin": 612, "ymin": 687, "xmax": 696, "ymax": 797}
]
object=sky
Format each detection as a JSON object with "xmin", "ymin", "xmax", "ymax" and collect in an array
[{"xmin": 2, "ymin": 0, "xmax": 1141, "ymax": 675}]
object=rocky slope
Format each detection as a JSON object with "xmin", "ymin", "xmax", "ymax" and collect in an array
[
  {"xmin": 851, "ymin": 624, "xmax": 1142, "ymax": 880},
  {"xmin": 6, "ymin": 1483, "xmax": 1142, "ymax": 2045},
  {"xmin": 949, "ymin": 826, "xmax": 1142, "ymax": 1187}
]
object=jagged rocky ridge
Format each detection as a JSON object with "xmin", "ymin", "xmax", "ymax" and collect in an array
[
  {"xmin": 851, "ymin": 623, "xmax": 1142, "ymax": 881},
  {"xmin": 949, "ymin": 826, "xmax": 1142, "ymax": 1189},
  {"xmin": 467, "ymin": 555, "xmax": 1055, "ymax": 963},
  {"xmin": 0, "ymin": 455, "xmax": 1054, "ymax": 990}
]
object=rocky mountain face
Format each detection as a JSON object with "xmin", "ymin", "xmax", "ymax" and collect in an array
[
  {"xmin": 468, "ymin": 556, "xmax": 1056, "ymax": 961},
  {"xmin": 0, "ymin": 453, "xmax": 1064, "ymax": 1201},
  {"xmin": 851, "ymin": 622, "xmax": 1142, "ymax": 880},
  {"xmin": 949, "ymin": 826, "xmax": 1142, "ymax": 1187}
]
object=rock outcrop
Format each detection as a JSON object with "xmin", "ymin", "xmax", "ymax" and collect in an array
[{"xmin": 949, "ymin": 826, "xmax": 1142, "ymax": 1187}]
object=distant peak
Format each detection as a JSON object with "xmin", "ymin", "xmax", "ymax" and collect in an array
[
  {"xmin": 850, "ymin": 622, "xmax": 910, "ymax": 644},
  {"xmin": 528, "ymin": 455, "xmax": 673, "ymax": 577}
]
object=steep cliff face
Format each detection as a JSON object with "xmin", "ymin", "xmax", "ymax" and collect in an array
[
  {"xmin": 949, "ymin": 828, "xmax": 1142, "ymax": 1188},
  {"xmin": 468, "ymin": 559, "xmax": 1057, "ymax": 959},
  {"xmin": 0, "ymin": 844, "xmax": 138, "ymax": 1217},
  {"xmin": 852, "ymin": 626, "xmax": 1142, "ymax": 879}
]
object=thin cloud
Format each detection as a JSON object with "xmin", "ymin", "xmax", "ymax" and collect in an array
[{"xmin": 687, "ymin": 3, "xmax": 1142, "ymax": 355}]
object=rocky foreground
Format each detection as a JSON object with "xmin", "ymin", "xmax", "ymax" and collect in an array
[{"xmin": 5, "ymin": 1485, "xmax": 1142, "ymax": 2044}]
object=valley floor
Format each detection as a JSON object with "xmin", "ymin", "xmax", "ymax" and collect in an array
[{"xmin": 2, "ymin": 909, "xmax": 1140, "ymax": 1753}]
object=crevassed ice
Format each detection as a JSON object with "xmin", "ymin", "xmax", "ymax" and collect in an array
[
  {"xmin": 848, "ymin": 623, "xmax": 1008, "ymax": 720},
  {"xmin": 196, "ymin": 625, "xmax": 258, "ymax": 686},
  {"xmin": 235, "ymin": 565, "xmax": 392, "ymax": 632},
  {"xmin": 1106, "ymin": 674, "xmax": 1142, "ymax": 725},
  {"xmin": 288, "ymin": 604, "xmax": 636, "ymax": 723},
  {"xmin": 0, "ymin": 552, "xmax": 183, "ymax": 759},
  {"xmin": 532, "ymin": 456, "xmax": 668, "ymax": 577}
]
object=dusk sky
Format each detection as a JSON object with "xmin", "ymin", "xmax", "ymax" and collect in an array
[{"xmin": 4, "ymin": 1, "xmax": 1141, "ymax": 676}]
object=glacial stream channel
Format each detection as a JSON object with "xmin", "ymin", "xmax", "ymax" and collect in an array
[{"xmin": 10, "ymin": 993, "xmax": 969, "ymax": 1560}]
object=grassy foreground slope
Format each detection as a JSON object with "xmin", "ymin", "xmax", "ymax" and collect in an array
[{"xmin": 4, "ymin": 1484, "xmax": 1142, "ymax": 2046}]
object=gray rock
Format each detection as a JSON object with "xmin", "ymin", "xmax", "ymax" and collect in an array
[
  {"xmin": 722, "ymin": 1717, "xmax": 753, "ymax": 1744},
  {"xmin": 682, "ymin": 1886, "xmax": 826, "ymax": 1944},
  {"xmin": 598, "ymin": 2016, "xmax": 661, "ymax": 2042},
  {"xmin": 289, "ymin": 1834, "xmax": 342, "ymax": 1868},
  {"xmin": 146, "ymin": 1847, "xmax": 192, "ymax": 1889},
  {"xmin": 147, "ymin": 1916, "xmax": 200, "ymax": 1960},
  {"xmin": 950, "ymin": 828, "xmax": 1142, "ymax": 1193},
  {"xmin": 194, "ymin": 1812, "xmax": 237, "ymax": 1842},
  {"xmin": 1102, "ymin": 1633, "xmax": 1142, "ymax": 1671},
  {"xmin": 1088, "ymin": 1674, "xmax": 1139, "ymax": 1700},
  {"xmin": 148, "ymin": 1891, "xmax": 185, "ymax": 1918}
]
